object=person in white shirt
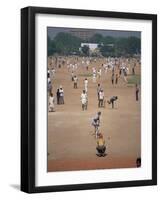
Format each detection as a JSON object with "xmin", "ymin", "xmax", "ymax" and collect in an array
[
  {"xmin": 47, "ymin": 76, "xmax": 51, "ymax": 84},
  {"xmin": 48, "ymin": 93, "xmax": 55, "ymax": 112},
  {"xmin": 92, "ymin": 72, "xmax": 96, "ymax": 83},
  {"xmin": 97, "ymin": 69, "xmax": 101, "ymax": 79},
  {"xmin": 51, "ymin": 68, "xmax": 55, "ymax": 80},
  {"xmin": 71, "ymin": 71, "xmax": 74, "ymax": 81},
  {"xmin": 84, "ymin": 78, "xmax": 88, "ymax": 93},
  {"xmin": 73, "ymin": 75, "xmax": 78, "ymax": 89},
  {"xmin": 92, "ymin": 67, "xmax": 97, "ymax": 82},
  {"xmin": 92, "ymin": 67, "xmax": 96, "ymax": 74},
  {"xmin": 98, "ymin": 89, "xmax": 104, "ymax": 107},
  {"xmin": 80, "ymin": 90, "xmax": 88, "ymax": 111}
]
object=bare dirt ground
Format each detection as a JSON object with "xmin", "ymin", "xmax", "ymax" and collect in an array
[{"xmin": 47, "ymin": 58, "xmax": 141, "ymax": 172}]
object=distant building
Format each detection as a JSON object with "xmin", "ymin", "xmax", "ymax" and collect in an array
[
  {"xmin": 70, "ymin": 29, "xmax": 95, "ymax": 40},
  {"xmin": 81, "ymin": 43, "xmax": 99, "ymax": 51}
]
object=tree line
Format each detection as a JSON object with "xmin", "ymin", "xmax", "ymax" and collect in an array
[{"xmin": 48, "ymin": 32, "xmax": 141, "ymax": 57}]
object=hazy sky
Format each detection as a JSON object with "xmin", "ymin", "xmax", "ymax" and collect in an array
[{"xmin": 48, "ymin": 27, "xmax": 141, "ymax": 39}]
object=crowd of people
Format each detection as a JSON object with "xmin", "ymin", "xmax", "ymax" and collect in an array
[{"xmin": 47, "ymin": 55, "xmax": 140, "ymax": 157}]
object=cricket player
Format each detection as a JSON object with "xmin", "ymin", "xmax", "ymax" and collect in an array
[
  {"xmin": 84, "ymin": 78, "xmax": 88, "ymax": 93},
  {"xmin": 73, "ymin": 75, "xmax": 78, "ymax": 89},
  {"xmin": 81, "ymin": 90, "xmax": 88, "ymax": 111},
  {"xmin": 98, "ymin": 89, "xmax": 104, "ymax": 108},
  {"xmin": 107, "ymin": 96, "xmax": 118, "ymax": 109},
  {"xmin": 92, "ymin": 111, "xmax": 101, "ymax": 138}
]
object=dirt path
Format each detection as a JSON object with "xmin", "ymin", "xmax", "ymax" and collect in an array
[{"xmin": 48, "ymin": 57, "xmax": 141, "ymax": 172}]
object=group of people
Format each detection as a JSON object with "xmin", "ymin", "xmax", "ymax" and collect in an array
[
  {"xmin": 56, "ymin": 86, "xmax": 64, "ymax": 105},
  {"xmin": 48, "ymin": 86, "xmax": 65, "ymax": 112},
  {"xmin": 97, "ymin": 83, "xmax": 118, "ymax": 109},
  {"xmin": 48, "ymin": 55, "xmax": 140, "ymax": 159},
  {"xmin": 48, "ymin": 56, "xmax": 140, "ymax": 112}
]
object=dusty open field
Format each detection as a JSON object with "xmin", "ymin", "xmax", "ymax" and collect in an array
[{"xmin": 47, "ymin": 57, "xmax": 141, "ymax": 172}]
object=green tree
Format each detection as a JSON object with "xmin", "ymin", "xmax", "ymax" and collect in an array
[
  {"xmin": 47, "ymin": 35, "xmax": 57, "ymax": 56},
  {"xmin": 48, "ymin": 31, "xmax": 141, "ymax": 57},
  {"xmin": 114, "ymin": 37, "xmax": 128, "ymax": 56},
  {"xmin": 89, "ymin": 33, "xmax": 104, "ymax": 43},
  {"xmin": 114, "ymin": 37, "xmax": 141, "ymax": 56},
  {"xmin": 54, "ymin": 32, "xmax": 82, "ymax": 55},
  {"xmin": 126, "ymin": 37, "xmax": 141, "ymax": 55},
  {"xmin": 99, "ymin": 45, "xmax": 115, "ymax": 57},
  {"xmin": 81, "ymin": 45, "xmax": 90, "ymax": 56},
  {"xmin": 103, "ymin": 36, "xmax": 115, "ymax": 45}
]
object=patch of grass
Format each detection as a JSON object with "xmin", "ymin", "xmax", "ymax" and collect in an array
[
  {"xmin": 78, "ymin": 73, "xmax": 93, "ymax": 77},
  {"xmin": 127, "ymin": 75, "xmax": 141, "ymax": 85}
]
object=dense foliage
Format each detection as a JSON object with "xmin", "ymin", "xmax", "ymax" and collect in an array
[{"xmin": 48, "ymin": 32, "xmax": 141, "ymax": 57}]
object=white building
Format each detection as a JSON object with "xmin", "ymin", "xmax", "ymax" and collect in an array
[{"xmin": 81, "ymin": 43, "xmax": 99, "ymax": 51}]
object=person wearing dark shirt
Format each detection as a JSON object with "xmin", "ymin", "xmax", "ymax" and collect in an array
[
  {"xmin": 136, "ymin": 157, "xmax": 141, "ymax": 167},
  {"xmin": 132, "ymin": 63, "xmax": 136, "ymax": 75},
  {"xmin": 136, "ymin": 84, "xmax": 139, "ymax": 101},
  {"xmin": 111, "ymin": 73, "xmax": 114, "ymax": 85},
  {"xmin": 115, "ymin": 74, "xmax": 119, "ymax": 84},
  {"xmin": 107, "ymin": 96, "xmax": 118, "ymax": 109},
  {"xmin": 56, "ymin": 88, "xmax": 60, "ymax": 105}
]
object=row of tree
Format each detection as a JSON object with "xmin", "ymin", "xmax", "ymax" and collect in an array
[{"xmin": 48, "ymin": 32, "xmax": 141, "ymax": 57}]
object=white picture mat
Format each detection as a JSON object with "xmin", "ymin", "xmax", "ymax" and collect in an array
[{"xmin": 35, "ymin": 13, "xmax": 152, "ymax": 187}]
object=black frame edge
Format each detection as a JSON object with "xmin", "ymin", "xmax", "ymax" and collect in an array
[
  {"xmin": 21, "ymin": 7, "xmax": 30, "ymax": 193},
  {"xmin": 152, "ymin": 14, "xmax": 157, "ymax": 185},
  {"xmin": 21, "ymin": 7, "xmax": 36, "ymax": 193},
  {"xmin": 23, "ymin": 6, "xmax": 157, "ymax": 20}
]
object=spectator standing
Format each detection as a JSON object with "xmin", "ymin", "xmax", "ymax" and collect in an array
[
  {"xmin": 81, "ymin": 90, "xmax": 88, "ymax": 111},
  {"xmin": 49, "ymin": 93, "xmax": 55, "ymax": 112},
  {"xmin": 136, "ymin": 84, "xmax": 139, "ymax": 101},
  {"xmin": 98, "ymin": 89, "xmax": 104, "ymax": 108},
  {"xmin": 73, "ymin": 75, "xmax": 78, "ymax": 89}
]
